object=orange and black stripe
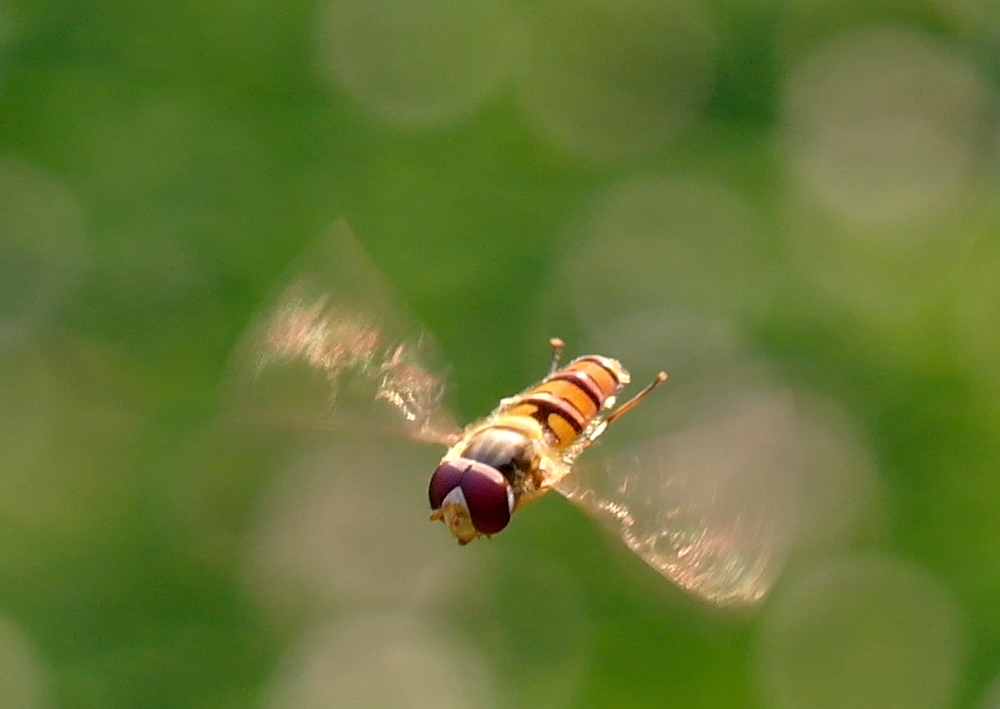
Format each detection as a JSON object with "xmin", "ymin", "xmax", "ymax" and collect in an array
[{"xmin": 506, "ymin": 355, "xmax": 625, "ymax": 449}]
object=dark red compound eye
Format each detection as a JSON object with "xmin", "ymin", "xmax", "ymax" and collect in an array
[
  {"xmin": 429, "ymin": 458, "xmax": 514, "ymax": 536},
  {"xmin": 428, "ymin": 461, "xmax": 466, "ymax": 510},
  {"xmin": 460, "ymin": 461, "xmax": 513, "ymax": 535}
]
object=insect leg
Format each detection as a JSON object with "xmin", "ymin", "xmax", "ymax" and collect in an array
[
  {"xmin": 604, "ymin": 371, "xmax": 668, "ymax": 426},
  {"xmin": 547, "ymin": 337, "xmax": 565, "ymax": 376}
]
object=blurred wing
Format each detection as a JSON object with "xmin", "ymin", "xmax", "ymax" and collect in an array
[
  {"xmin": 225, "ymin": 219, "xmax": 461, "ymax": 445},
  {"xmin": 554, "ymin": 393, "xmax": 801, "ymax": 606}
]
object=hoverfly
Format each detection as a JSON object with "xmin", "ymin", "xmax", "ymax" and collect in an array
[
  {"xmin": 428, "ymin": 339, "xmax": 665, "ymax": 544},
  {"xmin": 229, "ymin": 220, "xmax": 791, "ymax": 606}
]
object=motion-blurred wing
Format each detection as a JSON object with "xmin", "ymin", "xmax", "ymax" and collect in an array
[
  {"xmin": 226, "ymin": 219, "xmax": 461, "ymax": 445},
  {"xmin": 555, "ymin": 394, "xmax": 800, "ymax": 606}
]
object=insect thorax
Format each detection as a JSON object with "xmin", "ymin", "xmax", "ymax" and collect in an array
[{"xmin": 456, "ymin": 423, "xmax": 538, "ymax": 496}]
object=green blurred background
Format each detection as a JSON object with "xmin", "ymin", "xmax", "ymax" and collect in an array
[{"xmin": 2, "ymin": 0, "xmax": 1000, "ymax": 707}]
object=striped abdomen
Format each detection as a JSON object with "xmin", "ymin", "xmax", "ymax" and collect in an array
[{"xmin": 505, "ymin": 355, "xmax": 628, "ymax": 449}]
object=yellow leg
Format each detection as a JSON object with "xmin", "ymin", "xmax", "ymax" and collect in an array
[
  {"xmin": 547, "ymin": 337, "xmax": 565, "ymax": 376},
  {"xmin": 604, "ymin": 372, "xmax": 668, "ymax": 426}
]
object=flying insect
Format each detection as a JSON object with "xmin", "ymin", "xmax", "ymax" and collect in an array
[{"xmin": 229, "ymin": 219, "xmax": 790, "ymax": 606}]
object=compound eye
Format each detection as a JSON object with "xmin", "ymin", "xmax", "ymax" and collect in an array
[
  {"xmin": 460, "ymin": 461, "xmax": 514, "ymax": 535},
  {"xmin": 428, "ymin": 461, "xmax": 465, "ymax": 510}
]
